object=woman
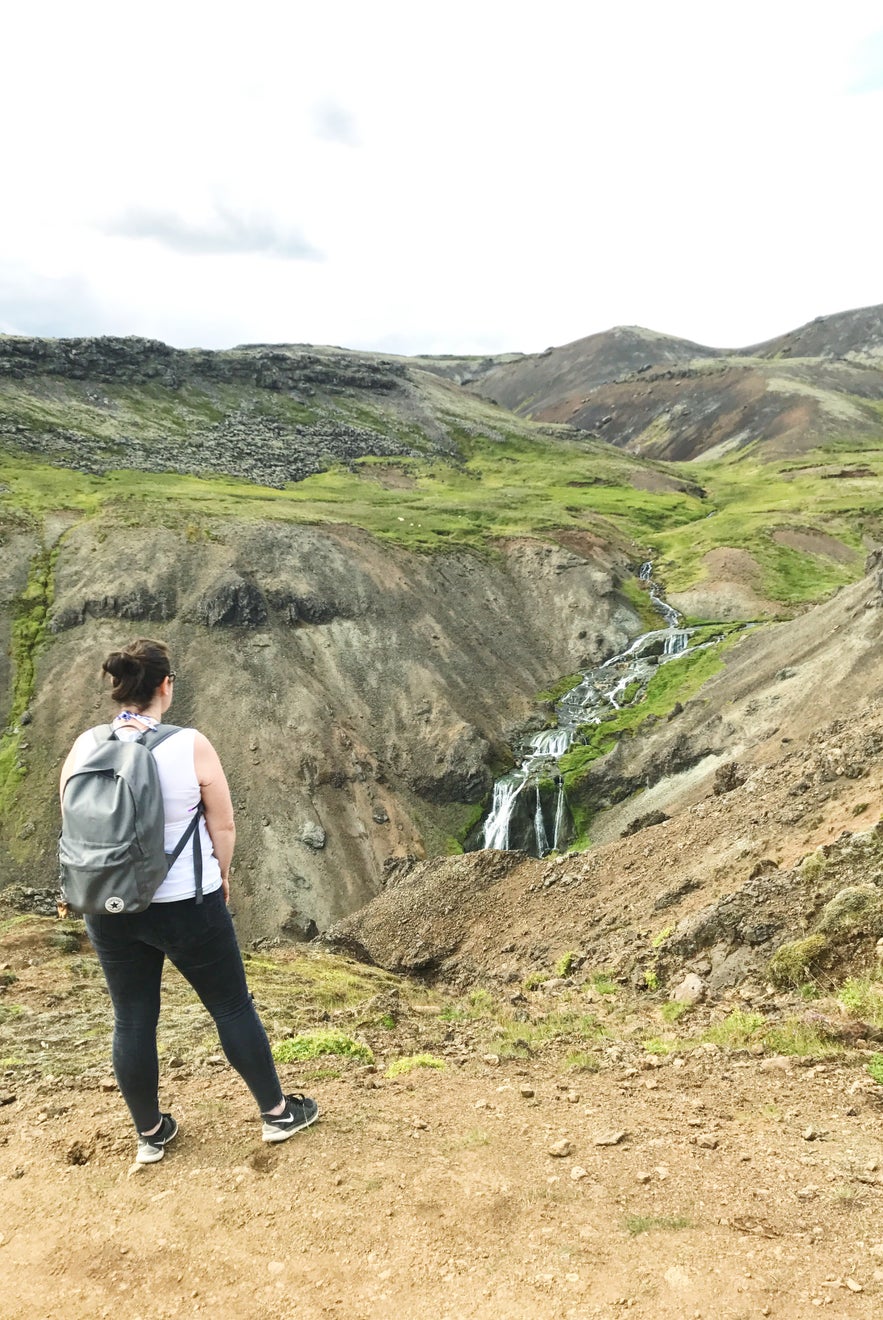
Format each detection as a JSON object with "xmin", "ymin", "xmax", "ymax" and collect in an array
[{"xmin": 60, "ymin": 637, "xmax": 318, "ymax": 1164}]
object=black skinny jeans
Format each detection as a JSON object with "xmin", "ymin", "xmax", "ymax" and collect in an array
[{"xmin": 85, "ymin": 887, "xmax": 283, "ymax": 1132}]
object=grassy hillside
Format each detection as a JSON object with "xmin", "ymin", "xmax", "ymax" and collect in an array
[{"xmin": 1, "ymin": 334, "xmax": 880, "ymax": 619}]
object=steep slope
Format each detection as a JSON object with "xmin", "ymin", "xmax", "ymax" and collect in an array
[
  {"xmin": 440, "ymin": 304, "xmax": 883, "ymax": 464},
  {"xmin": 1, "ymin": 519, "xmax": 641, "ymax": 941},
  {"xmin": 330, "ymin": 558, "xmax": 883, "ymax": 993}
]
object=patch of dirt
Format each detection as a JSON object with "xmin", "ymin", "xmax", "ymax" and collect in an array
[
  {"xmin": 773, "ymin": 528, "xmax": 861, "ymax": 565},
  {"xmin": 669, "ymin": 546, "xmax": 778, "ymax": 619},
  {"xmin": 359, "ymin": 464, "xmax": 418, "ymax": 490},
  {"xmin": 2, "ymin": 928, "xmax": 883, "ymax": 1319}
]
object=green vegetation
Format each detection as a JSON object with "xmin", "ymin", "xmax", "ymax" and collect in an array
[
  {"xmin": 538, "ymin": 674, "xmax": 584, "ymax": 703},
  {"xmin": 560, "ymin": 627, "xmax": 748, "ymax": 843},
  {"xmin": 554, "ymin": 951, "xmax": 578, "ymax": 977},
  {"xmin": 271, "ymin": 1030, "xmax": 374, "ymax": 1065},
  {"xmin": 242, "ymin": 950, "xmax": 403, "ymax": 1020},
  {"xmin": 625, "ymin": 1215, "xmax": 694, "ymax": 1236},
  {"xmin": 769, "ymin": 934, "xmax": 829, "ymax": 987},
  {"xmin": 837, "ymin": 977, "xmax": 883, "ymax": 1028},
  {"xmin": 0, "ymin": 542, "xmax": 57, "ymax": 823},
  {"xmin": 386, "ymin": 1053, "xmax": 446, "ymax": 1078},
  {"xmin": 867, "ymin": 1053, "xmax": 883, "ymax": 1085},
  {"xmin": 564, "ymin": 1050, "xmax": 601, "ymax": 1072},
  {"xmin": 652, "ymin": 445, "xmax": 883, "ymax": 607}
]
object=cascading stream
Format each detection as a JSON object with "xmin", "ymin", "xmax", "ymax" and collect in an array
[{"xmin": 476, "ymin": 561, "xmax": 713, "ymax": 856}]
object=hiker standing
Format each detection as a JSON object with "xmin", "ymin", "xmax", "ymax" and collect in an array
[{"xmin": 59, "ymin": 637, "xmax": 318, "ymax": 1163}]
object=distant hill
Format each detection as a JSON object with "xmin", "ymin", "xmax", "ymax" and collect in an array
[{"xmin": 416, "ymin": 304, "xmax": 883, "ymax": 462}]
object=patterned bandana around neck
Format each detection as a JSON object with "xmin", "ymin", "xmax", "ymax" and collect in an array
[{"xmin": 112, "ymin": 710, "xmax": 160, "ymax": 731}]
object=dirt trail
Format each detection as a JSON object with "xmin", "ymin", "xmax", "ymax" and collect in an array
[{"xmin": 2, "ymin": 935, "xmax": 882, "ymax": 1319}]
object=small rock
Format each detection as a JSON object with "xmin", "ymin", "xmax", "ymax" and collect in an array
[
  {"xmin": 100, "ymin": 1078, "xmax": 117, "ymax": 1092},
  {"xmin": 671, "ymin": 973, "xmax": 704, "ymax": 1005},
  {"xmin": 594, "ymin": 1131, "xmax": 626, "ymax": 1147},
  {"xmin": 696, "ymin": 1134, "xmax": 719, "ymax": 1149},
  {"xmin": 760, "ymin": 1055, "xmax": 793, "ymax": 1072},
  {"xmin": 298, "ymin": 822, "xmax": 326, "ymax": 850},
  {"xmin": 0, "ymin": 1093, "xmax": 16, "ymax": 1106},
  {"xmin": 482, "ymin": 1054, "xmax": 500, "ymax": 1066},
  {"xmin": 519, "ymin": 1086, "xmax": 535, "ymax": 1099},
  {"xmin": 566, "ymin": 1091, "xmax": 580, "ymax": 1103},
  {"xmin": 570, "ymin": 1165, "xmax": 588, "ymax": 1181},
  {"xmin": 636, "ymin": 1171, "xmax": 652, "ymax": 1184},
  {"xmin": 845, "ymin": 1278, "xmax": 863, "ymax": 1293},
  {"xmin": 869, "ymin": 1243, "xmax": 883, "ymax": 1259},
  {"xmin": 65, "ymin": 1141, "xmax": 93, "ymax": 1166},
  {"xmin": 803, "ymin": 1126, "xmax": 820, "ymax": 1141},
  {"xmin": 548, "ymin": 1139, "xmax": 573, "ymax": 1158}
]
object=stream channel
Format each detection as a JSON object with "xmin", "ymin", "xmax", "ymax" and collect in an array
[{"xmin": 473, "ymin": 563, "xmax": 720, "ymax": 856}]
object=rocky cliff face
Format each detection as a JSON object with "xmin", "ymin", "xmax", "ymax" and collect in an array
[
  {"xmin": 2, "ymin": 520, "xmax": 638, "ymax": 941},
  {"xmin": 0, "ymin": 336, "xmax": 464, "ymax": 487}
]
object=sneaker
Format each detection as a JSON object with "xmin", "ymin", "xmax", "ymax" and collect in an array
[
  {"xmin": 136, "ymin": 1113, "xmax": 178, "ymax": 1164},
  {"xmin": 261, "ymin": 1093, "xmax": 319, "ymax": 1143}
]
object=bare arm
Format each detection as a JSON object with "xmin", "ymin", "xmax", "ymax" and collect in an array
[
  {"xmin": 194, "ymin": 731, "xmax": 236, "ymax": 902},
  {"xmin": 59, "ymin": 746, "xmax": 78, "ymax": 801}
]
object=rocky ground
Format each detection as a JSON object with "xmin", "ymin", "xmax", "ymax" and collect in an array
[{"xmin": 1, "ymin": 917, "xmax": 882, "ymax": 1320}]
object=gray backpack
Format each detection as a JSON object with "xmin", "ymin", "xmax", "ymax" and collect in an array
[{"xmin": 59, "ymin": 724, "xmax": 203, "ymax": 916}]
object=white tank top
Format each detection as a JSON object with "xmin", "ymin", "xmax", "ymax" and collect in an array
[{"xmin": 69, "ymin": 726, "xmax": 223, "ymax": 903}]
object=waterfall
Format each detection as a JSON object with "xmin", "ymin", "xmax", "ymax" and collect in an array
[
  {"xmin": 533, "ymin": 784, "xmax": 549, "ymax": 856},
  {"xmin": 552, "ymin": 781, "xmax": 567, "ymax": 851},
  {"xmin": 472, "ymin": 559, "xmax": 713, "ymax": 856},
  {"xmin": 482, "ymin": 775, "xmax": 526, "ymax": 850}
]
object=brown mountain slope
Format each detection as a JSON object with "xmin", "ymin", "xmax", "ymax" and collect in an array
[{"xmin": 426, "ymin": 304, "xmax": 883, "ymax": 462}]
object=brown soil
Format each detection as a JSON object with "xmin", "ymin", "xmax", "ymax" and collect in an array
[
  {"xmin": 772, "ymin": 529, "xmax": 861, "ymax": 565},
  {"xmin": 2, "ymin": 931, "xmax": 882, "ymax": 1320}
]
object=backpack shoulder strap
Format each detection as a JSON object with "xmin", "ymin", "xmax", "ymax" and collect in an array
[
  {"xmin": 141, "ymin": 724, "xmax": 182, "ymax": 752},
  {"xmin": 91, "ymin": 724, "xmax": 115, "ymax": 744}
]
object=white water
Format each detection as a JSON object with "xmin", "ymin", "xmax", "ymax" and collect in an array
[{"xmin": 478, "ymin": 561, "xmax": 720, "ymax": 855}]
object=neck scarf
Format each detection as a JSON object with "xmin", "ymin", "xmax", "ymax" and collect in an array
[{"xmin": 112, "ymin": 710, "xmax": 160, "ymax": 731}]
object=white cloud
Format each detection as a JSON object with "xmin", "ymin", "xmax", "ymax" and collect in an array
[{"xmin": 2, "ymin": 1, "xmax": 882, "ymax": 352}]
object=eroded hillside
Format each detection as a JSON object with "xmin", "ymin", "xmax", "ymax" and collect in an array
[{"xmin": 1, "ymin": 516, "xmax": 642, "ymax": 939}]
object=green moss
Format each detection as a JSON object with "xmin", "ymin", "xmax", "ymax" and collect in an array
[
  {"xmin": 816, "ymin": 885, "xmax": 883, "ymax": 935},
  {"xmin": 661, "ymin": 1000, "xmax": 690, "ymax": 1024},
  {"xmin": 769, "ymin": 934, "xmax": 829, "ymax": 987},
  {"xmin": 0, "ymin": 543, "xmax": 57, "ymax": 823},
  {"xmin": 270, "ymin": 1030, "xmax": 374, "ymax": 1065},
  {"xmin": 386, "ymin": 1053, "xmax": 446, "ymax": 1078},
  {"xmin": 537, "ymin": 674, "xmax": 584, "ymax": 703}
]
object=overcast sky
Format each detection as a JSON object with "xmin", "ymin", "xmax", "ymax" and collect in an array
[{"xmin": 3, "ymin": 1, "xmax": 882, "ymax": 354}]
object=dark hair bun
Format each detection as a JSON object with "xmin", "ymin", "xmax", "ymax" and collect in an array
[{"xmin": 101, "ymin": 639, "xmax": 171, "ymax": 708}]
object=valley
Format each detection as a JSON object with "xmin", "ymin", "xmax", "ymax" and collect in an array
[{"xmin": 1, "ymin": 307, "xmax": 883, "ymax": 1316}]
